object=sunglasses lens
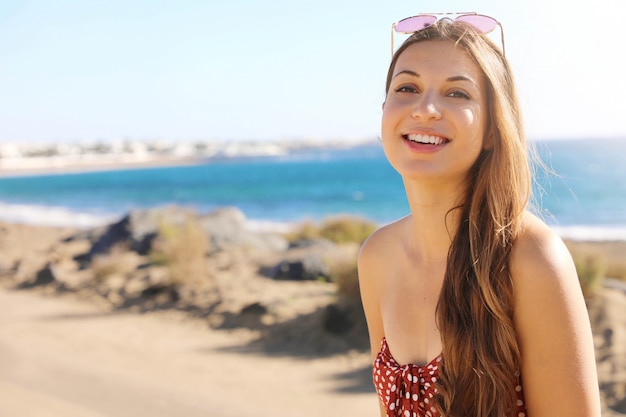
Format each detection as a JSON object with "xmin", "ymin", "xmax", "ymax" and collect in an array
[
  {"xmin": 455, "ymin": 14, "xmax": 498, "ymax": 34},
  {"xmin": 394, "ymin": 15, "xmax": 437, "ymax": 33}
]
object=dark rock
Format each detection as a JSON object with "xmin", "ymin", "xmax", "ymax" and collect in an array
[
  {"xmin": 288, "ymin": 238, "xmax": 335, "ymax": 250},
  {"xmin": 323, "ymin": 304, "xmax": 354, "ymax": 334},
  {"xmin": 241, "ymin": 302, "xmax": 267, "ymax": 315},
  {"xmin": 89, "ymin": 207, "xmax": 193, "ymax": 257},
  {"xmin": 266, "ymin": 254, "xmax": 330, "ymax": 281},
  {"xmin": 89, "ymin": 214, "xmax": 151, "ymax": 257},
  {"xmin": 141, "ymin": 284, "xmax": 179, "ymax": 302},
  {"xmin": 18, "ymin": 263, "xmax": 56, "ymax": 289}
]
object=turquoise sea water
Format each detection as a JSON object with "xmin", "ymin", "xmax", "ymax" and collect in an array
[{"xmin": 0, "ymin": 139, "xmax": 625, "ymax": 239}]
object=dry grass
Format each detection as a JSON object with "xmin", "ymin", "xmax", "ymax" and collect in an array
[
  {"xmin": 91, "ymin": 243, "xmax": 139, "ymax": 282},
  {"xmin": 565, "ymin": 239, "xmax": 626, "ymax": 297},
  {"xmin": 607, "ymin": 263, "xmax": 626, "ymax": 282},
  {"xmin": 571, "ymin": 249, "xmax": 607, "ymax": 298},
  {"xmin": 149, "ymin": 215, "xmax": 211, "ymax": 286},
  {"xmin": 287, "ymin": 216, "xmax": 377, "ymax": 245},
  {"xmin": 331, "ymin": 259, "xmax": 360, "ymax": 302}
]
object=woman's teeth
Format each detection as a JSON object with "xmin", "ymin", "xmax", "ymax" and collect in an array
[{"xmin": 405, "ymin": 134, "xmax": 447, "ymax": 145}]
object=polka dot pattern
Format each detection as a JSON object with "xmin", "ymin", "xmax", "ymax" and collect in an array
[{"xmin": 372, "ymin": 338, "xmax": 528, "ymax": 416}]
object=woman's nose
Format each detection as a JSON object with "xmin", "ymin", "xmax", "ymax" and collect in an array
[{"xmin": 411, "ymin": 92, "xmax": 442, "ymax": 120}]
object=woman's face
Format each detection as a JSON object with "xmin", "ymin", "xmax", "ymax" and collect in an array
[{"xmin": 381, "ymin": 40, "xmax": 489, "ymax": 187}]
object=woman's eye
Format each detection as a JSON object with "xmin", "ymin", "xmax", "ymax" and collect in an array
[
  {"xmin": 448, "ymin": 90, "xmax": 470, "ymax": 99},
  {"xmin": 395, "ymin": 85, "xmax": 418, "ymax": 93}
]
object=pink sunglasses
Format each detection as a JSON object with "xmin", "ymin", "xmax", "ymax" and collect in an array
[{"xmin": 391, "ymin": 12, "xmax": 505, "ymax": 57}]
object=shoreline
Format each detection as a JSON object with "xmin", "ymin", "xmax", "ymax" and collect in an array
[
  {"xmin": 0, "ymin": 200, "xmax": 625, "ymax": 243},
  {"xmin": 0, "ymin": 154, "xmax": 206, "ymax": 178}
]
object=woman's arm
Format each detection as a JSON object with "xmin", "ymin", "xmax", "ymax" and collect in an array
[
  {"xmin": 512, "ymin": 215, "xmax": 601, "ymax": 416},
  {"xmin": 358, "ymin": 231, "xmax": 387, "ymax": 417}
]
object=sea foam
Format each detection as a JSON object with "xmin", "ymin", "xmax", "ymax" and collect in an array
[
  {"xmin": 0, "ymin": 202, "xmax": 118, "ymax": 229},
  {"xmin": 551, "ymin": 225, "xmax": 626, "ymax": 242}
]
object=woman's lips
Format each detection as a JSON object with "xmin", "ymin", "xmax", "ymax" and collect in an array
[{"xmin": 403, "ymin": 133, "xmax": 450, "ymax": 145}]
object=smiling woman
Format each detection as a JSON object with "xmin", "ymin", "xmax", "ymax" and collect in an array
[
  {"xmin": 358, "ymin": 16, "xmax": 602, "ymax": 417},
  {"xmin": 381, "ymin": 40, "xmax": 487, "ymax": 185}
]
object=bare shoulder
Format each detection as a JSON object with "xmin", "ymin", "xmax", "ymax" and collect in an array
[
  {"xmin": 511, "ymin": 212, "xmax": 601, "ymax": 415},
  {"xmin": 510, "ymin": 211, "xmax": 584, "ymax": 327},
  {"xmin": 510, "ymin": 211, "xmax": 578, "ymax": 294},
  {"xmin": 358, "ymin": 216, "xmax": 408, "ymax": 270}
]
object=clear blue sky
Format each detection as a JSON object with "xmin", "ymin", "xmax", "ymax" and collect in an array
[{"xmin": 1, "ymin": 0, "xmax": 625, "ymax": 144}]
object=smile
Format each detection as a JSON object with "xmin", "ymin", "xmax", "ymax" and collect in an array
[{"xmin": 403, "ymin": 133, "xmax": 449, "ymax": 145}]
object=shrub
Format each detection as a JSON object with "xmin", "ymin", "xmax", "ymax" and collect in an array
[
  {"xmin": 318, "ymin": 216, "xmax": 377, "ymax": 244},
  {"xmin": 149, "ymin": 215, "xmax": 210, "ymax": 286},
  {"xmin": 325, "ymin": 254, "xmax": 369, "ymax": 343},
  {"xmin": 287, "ymin": 216, "xmax": 377, "ymax": 245},
  {"xmin": 570, "ymin": 248, "xmax": 607, "ymax": 298},
  {"xmin": 331, "ymin": 258, "xmax": 360, "ymax": 303},
  {"xmin": 284, "ymin": 219, "xmax": 318, "ymax": 242},
  {"xmin": 607, "ymin": 262, "xmax": 626, "ymax": 282},
  {"xmin": 91, "ymin": 243, "xmax": 138, "ymax": 282}
]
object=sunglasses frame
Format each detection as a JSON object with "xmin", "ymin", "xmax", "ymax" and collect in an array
[{"xmin": 390, "ymin": 12, "xmax": 505, "ymax": 58}]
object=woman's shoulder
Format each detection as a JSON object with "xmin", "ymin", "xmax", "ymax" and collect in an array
[
  {"xmin": 511, "ymin": 216, "xmax": 600, "ymax": 416},
  {"xmin": 359, "ymin": 216, "xmax": 408, "ymax": 258},
  {"xmin": 510, "ymin": 211, "xmax": 578, "ymax": 295},
  {"xmin": 358, "ymin": 216, "xmax": 409, "ymax": 277}
]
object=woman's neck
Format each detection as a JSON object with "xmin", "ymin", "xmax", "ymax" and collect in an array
[{"xmin": 402, "ymin": 180, "xmax": 466, "ymax": 264}]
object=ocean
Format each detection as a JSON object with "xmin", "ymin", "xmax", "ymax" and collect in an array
[{"xmin": 0, "ymin": 139, "xmax": 625, "ymax": 240}]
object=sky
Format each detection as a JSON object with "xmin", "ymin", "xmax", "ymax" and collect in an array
[{"xmin": 0, "ymin": 0, "xmax": 625, "ymax": 144}]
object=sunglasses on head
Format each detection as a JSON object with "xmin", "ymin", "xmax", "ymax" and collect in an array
[{"xmin": 391, "ymin": 12, "xmax": 505, "ymax": 57}]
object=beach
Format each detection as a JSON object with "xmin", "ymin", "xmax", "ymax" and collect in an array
[
  {"xmin": 0, "ymin": 215, "xmax": 625, "ymax": 416},
  {"xmin": 0, "ymin": 287, "xmax": 377, "ymax": 417},
  {"xmin": 0, "ymin": 218, "xmax": 378, "ymax": 417}
]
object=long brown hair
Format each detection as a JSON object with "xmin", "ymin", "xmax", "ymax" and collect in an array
[{"xmin": 385, "ymin": 21, "xmax": 531, "ymax": 416}]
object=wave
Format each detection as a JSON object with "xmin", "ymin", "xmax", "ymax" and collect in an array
[
  {"xmin": 0, "ymin": 202, "xmax": 119, "ymax": 229},
  {"xmin": 0, "ymin": 201, "xmax": 298, "ymax": 233},
  {"xmin": 551, "ymin": 225, "xmax": 626, "ymax": 242},
  {"xmin": 2, "ymin": 201, "xmax": 626, "ymax": 242}
]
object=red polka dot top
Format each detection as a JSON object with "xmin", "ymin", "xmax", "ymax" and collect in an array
[{"xmin": 373, "ymin": 338, "xmax": 528, "ymax": 417}]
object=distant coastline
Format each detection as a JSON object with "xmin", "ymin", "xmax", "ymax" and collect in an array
[
  {"xmin": 0, "ymin": 154, "xmax": 206, "ymax": 178},
  {"xmin": 0, "ymin": 138, "xmax": 378, "ymax": 177}
]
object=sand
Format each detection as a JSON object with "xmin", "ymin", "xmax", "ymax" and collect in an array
[
  {"xmin": 0, "ymin": 219, "xmax": 379, "ymax": 417},
  {"xmin": 0, "ymin": 287, "xmax": 378, "ymax": 417}
]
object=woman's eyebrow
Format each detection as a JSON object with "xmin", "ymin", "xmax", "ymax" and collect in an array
[
  {"xmin": 446, "ymin": 75, "xmax": 479, "ymax": 88},
  {"xmin": 393, "ymin": 71, "xmax": 478, "ymax": 88},
  {"xmin": 392, "ymin": 70, "xmax": 419, "ymax": 79}
]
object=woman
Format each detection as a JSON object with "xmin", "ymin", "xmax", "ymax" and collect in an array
[{"xmin": 358, "ymin": 14, "xmax": 601, "ymax": 417}]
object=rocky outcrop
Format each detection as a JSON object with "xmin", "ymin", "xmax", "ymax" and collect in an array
[
  {"xmin": 87, "ymin": 206, "xmax": 288, "ymax": 260},
  {"xmin": 199, "ymin": 207, "xmax": 288, "ymax": 253}
]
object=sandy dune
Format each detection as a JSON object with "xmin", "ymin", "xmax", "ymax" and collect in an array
[{"xmin": 0, "ymin": 288, "xmax": 378, "ymax": 417}]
